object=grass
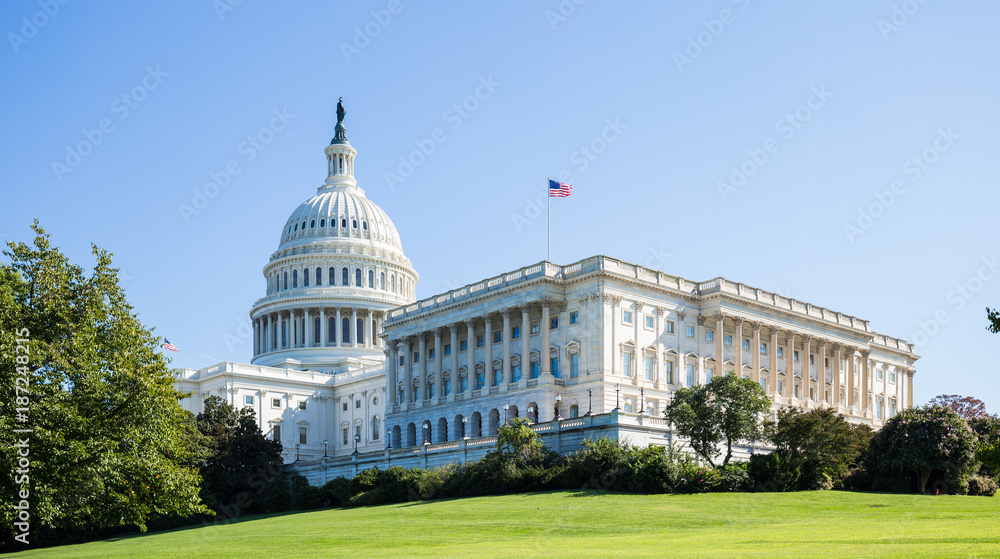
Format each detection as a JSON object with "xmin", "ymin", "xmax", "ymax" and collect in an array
[{"xmin": 10, "ymin": 490, "xmax": 1000, "ymax": 558}]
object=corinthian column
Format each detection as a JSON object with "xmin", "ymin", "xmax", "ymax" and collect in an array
[{"xmin": 501, "ymin": 309, "xmax": 512, "ymax": 384}]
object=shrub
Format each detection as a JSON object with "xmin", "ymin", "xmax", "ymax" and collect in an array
[
  {"xmin": 747, "ymin": 452, "xmax": 801, "ymax": 492},
  {"xmin": 967, "ymin": 474, "xmax": 998, "ymax": 497},
  {"xmin": 764, "ymin": 408, "xmax": 872, "ymax": 491},
  {"xmin": 288, "ymin": 474, "xmax": 323, "ymax": 510}
]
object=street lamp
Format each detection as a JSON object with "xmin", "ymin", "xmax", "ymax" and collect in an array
[
  {"xmin": 353, "ymin": 433, "xmax": 360, "ymax": 455},
  {"xmin": 527, "ymin": 406, "xmax": 535, "ymax": 424},
  {"xmin": 422, "ymin": 423, "xmax": 430, "ymax": 445},
  {"xmin": 639, "ymin": 387, "xmax": 645, "ymax": 415},
  {"xmin": 613, "ymin": 383, "xmax": 621, "ymax": 412},
  {"xmin": 323, "ymin": 438, "xmax": 329, "ymax": 458},
  {"xmin": 503, "ymin": 403, "xmax": 509, "ymax": 424},
  {"xmin": 554, "ymin": 394, "xmax": 563, "ymax": 421},
  {"xmin": 386, "ymin": 426, "xmax": 392, "ymax": 449},
  {"xmin": 462, "ymin": 416, "xmax": 469, "ymax": 439},
  {"xmin": 585, "ymin": 388, "xmax": 593, "ymax": 416},
  {"xmin": 295, "ymin": 443, "xmax": 300, "ymax": 462}
]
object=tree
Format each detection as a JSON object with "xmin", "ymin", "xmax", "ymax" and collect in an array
[
  {"xmin": 664, "ymin": 374, "xmax": 771, "ymax": 467},
  {"xmin": 764, "ymin": 408, "xmax": 873, "ymax": 490},
  {"xmin": 968, "ymin": 415, "xmax": 1000, "ymax": 479},
  {"xmin": 195, "ymin": 396, "xmax": 284, "ymax": 518},
  {"xmin": 493, "ymin": 418, "xmax": 552, "ymax": 466},
  {"xmin": 927, "ymin": 394, "xmax": 988, "ymax": 420},
  {"xmin": 0, "ymin": 222, "xmax": 209, "ymax": 547},
  {"xmin": 865, "ymin": 405, "xmax": 978, "ymax": 494},
  {"xmin": 986, "ymin": 307, "xmax": 1000, "ymax": 334}
]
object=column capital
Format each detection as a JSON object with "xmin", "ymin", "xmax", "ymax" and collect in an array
[
  {"xmin": 635, "ymin": 301, "xmax": 644, "ymax": 312},
  {"xmin": 500, "ymin": 308, "xmax": 511, "ymax": 319},
  {"xmin": 540, "ymin": 297, "xmax": 553, "ymax": 308},
  {"xmin": 696, "ymin": 315, "xmax": 707, "ymax": 326},
  {"xmin": 732, "ymin": 315, "xmax": 745, "ymax": 326},
  {"xmin": 519, "ymin": 303, "xmax": 531, "ymax": 313},
  {"xmin": 816, "ymin": 338, "xmax": 827, "ymax": 348},
  {"xmin": 842, "ymin": 344, "xmax": 857, "ymax": 355},
  {"xmin": 831, "ymin": 342, "xmax": 842, "ymax": 351},
  {"xmin": 783, "ymin": 329, "xmax": 795, "ymax": 342},
  {"xmin": 433, "ymin": 329, "xmax": 443, "ymax": 339},
  {"xmin": 590, "ymin": 292, "xmax": 601, "ymax": 303},
  {"xmin": 676, "ymin": 309, "xmax": 687, "ymax": 321},
  {"xmin": 767, "ymin": 326, "xmax": 780, "ymax": 337},
  {"xmin": 655, "ymin": 305, "xmax": 666, "ymax": 316},
  {"xmin": 859, "ymin": 349, "xmax": 871, "ymax": 358},
  {"xmin": 800, "ymin": 334, "xmax": 812, "ymax": 344},
  {"xmin": 481, "ymin": 313, "xmax": 492, "ymax": 325},
  {"xmin": 464, "ymin": 318, "xmax": 475, "ymax": 328},
  {"xmin": 579, "ymin": 295, "xmax": 590, "ymax": 306},
  {"xmin": 749, "ymin": 320, "xmax": 763, "ymax": 332},
  {"xmin": 610, "ymin": 294, "xmax": 622, "ymax": 306},
  {"xmin": 712, "ymin": 311, "xmax": 725, "ymax": 322}
]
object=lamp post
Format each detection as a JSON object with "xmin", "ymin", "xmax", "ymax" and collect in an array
[
  {"xmin": 323, "ymin": 438, "xmax": 329, "ymax": 458},
  {"xmin": 386, "ymin": 426, "xmax": 392, "ymax": 449},
  {"xmin": 613, "ymin": 383, "xmax": 621, "ymax": 412},
  {"xmin": 639, "ymin": 387, "xmax": 645, "ymax": 415},
  {"xmin": 422, "ymin": 423, "xmax": 429, "ymax": 445},
  {"xmin": 586, "ymin": 388, "xmax": 593, "ymax": 416},
  {"xmin": 527, "ymin": 406, "xmax": 535, "ymax": 425},
  {"xmin": 295, "ymin": 443, "xmax": 300, "ymax": 462},
  {"xmin": 554, "ymin": 394, "xmax": 562, "ymax": 421},
  {"xmin": 353, "ymin": 434, "xmax": 360, "ymax": 455},
  {"xmin": 462, "ymin": 416, "xmax": 469, "ymax": 439},
  {"xmin": 503, "ymin": 403, "xmax": 509, "ymax": 425}
]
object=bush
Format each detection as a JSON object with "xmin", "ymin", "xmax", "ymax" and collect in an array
[
  {"xmin": 747, "ymin": 452, "xmax": 801, "ymax": 492},
  {"xmin": 967, "ymin": 475, "xmax": 998, "ymax": 497},
  {"xmin": 288, "ymin": 474, "xmax": 323, "ymax": 510}
]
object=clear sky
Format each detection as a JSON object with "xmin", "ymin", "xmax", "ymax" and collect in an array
[{"xmin": 3, "ymin": 1, "xmax": 998, "ymax": 409}]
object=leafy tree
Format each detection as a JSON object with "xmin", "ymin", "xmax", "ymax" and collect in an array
[
  {"xmin": 986, "ymin": 307, "xmax": 1000, "ymax": 334},
  {"xmin": 195, "ymin": 396, "xmax": 284, "ymax": 518},
  {"xmin": 865, "ymin": 405, "xmax": 977, "ymax": 494},
  {"xmin": 0, "ymin": 222, "xmax": 209, "ymax": 547},
  {"xmin": 493, "ymin": 418, "xmax": 552, "ymax": 466},
  {"xmin": 927, "ymin": 394, "xmax": 988, "ymax": 419},
  {"xmin": 664, "ymin": 374, "xmax": 771, "ymax": 467},
  {"xmin": 968, "ymin": 415, "xmax": 1000, "ymax": 479},
  {"xmin": 764, "ymin": 408, "xmax": 873, "ymax": 490}
]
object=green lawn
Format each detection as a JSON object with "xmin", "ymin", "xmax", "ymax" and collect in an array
[{"xmin": 11, "ymin": 490, "xmax": 1000, "ymax": 558}]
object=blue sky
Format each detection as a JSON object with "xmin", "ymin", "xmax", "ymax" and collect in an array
[{"xmin": 2, "ymin": 1, "xmax": 998, "ymax": 409}]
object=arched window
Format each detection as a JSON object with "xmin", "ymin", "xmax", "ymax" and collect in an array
[
  {"xmin": 315, "ymin": 267, "xmax": 322, "ymax": 286},
  {"xmin": 292, "ymin": 269, "xmax": 298, "ymax": 288},
  {"xmin": 355, "ymin": 268, "xmax": 362, "ymax": 287},
  {"xmin": 368, "ymin": 270, "xmax": 374, "ymax": 288},
  {"xmin": 380, "ymin": 272, "xmax": 385, "ymax": 290},
  {"xmin": 342, "ymin": 267, "xmax": 349, "ymax": 286},
  {"xmin": 283, "ymin": 271, "xmax": 288, "ymax": 290},
  {"xmin": 320, "ymin": 218, "xmax": 325, "ymax": 227},
  {"xmin": 328, "ymin": 317, "xmax": 336, "ymax": 343},
  {"xmin": 356, "ymin": 318, "xmax": 364, "ymax": 345},
  {"xmin": 390, "ymin": 275, "xmax": 395, "ymax": 292},
  {"xmin": 352, "ymin": 219, "xmax": 357, "ymax": 229},
  {"xmin": 329, "ymin": 267, "xmax": 335, "ymax": 285},
  {"xmin": 281, "ymin": 320, "xmax": 287, "ymax": 348},
  {"xmin": 341, "ymin": 218, "xmax": 347, "ymax": 228},
  {"xmin": 342, "ymin": 317, "xmax": 350, "ymax": 344},
  {"xmin": 303, "ymin": 268, "xmax": 309, "ymax": 287},
  {"xmin": 372, "ymin": 415, "xmax": 380, "ymax": 440},
  {"xmin": 310, "ymin": 219, "xmax": 315, "ymax": 229}
]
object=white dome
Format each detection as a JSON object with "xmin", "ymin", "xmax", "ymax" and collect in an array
[{"xmin": 279, "ymin": 185, "xmax": 403, "ymax": 253}]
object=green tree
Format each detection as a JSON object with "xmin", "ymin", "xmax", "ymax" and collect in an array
[
  {"xmin": 865, "ymin": 405, "xmax": 978, "ymax": 494},
  {"xmin": 664, "ymin": 374, "xmax": 771, "ymax": 467},
  {"xmin": 0, "ymin": 222, "xmax": 209, "ymax": 547},
  {"xmin": 764, "ymin": 408, "xmax": 873, "ymax": 490},
  {"xmin": 968, "ymin": 415, "xmax": 1000, "ymax": 479},
  {"xmin": 493, "ymin": 418, "xmax": 552, "ymax": 466},
  {"xmin": 195, "ymin": 396, "xmax": 284, "ymax": 518},
  {"xmin": 986, "ymin": 307, "xmax": 1000, "ymax": 333}
]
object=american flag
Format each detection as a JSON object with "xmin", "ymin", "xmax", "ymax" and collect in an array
[
  {"xmin": 162, "ymin": 338, "xmax": 179, "ymax": 352},
  {"xmin": 548, "ymin": 179, "xmax": 573, "ymax": 197}
]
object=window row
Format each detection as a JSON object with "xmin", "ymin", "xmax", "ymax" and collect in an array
[
  {"xmin": 286, "ymin": 216, "xmax": 368, "ymax": 235},
  {"xmin": 268, "ymin": 265, "xmax": 412, "ymax": 297}
]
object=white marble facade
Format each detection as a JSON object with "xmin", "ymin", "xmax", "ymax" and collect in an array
[{"xmin": 173, "ymin": 112, "xmax": 917, "ymax": 465}]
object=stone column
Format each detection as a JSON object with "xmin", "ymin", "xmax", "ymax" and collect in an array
[
  {"xmin": 655, "ymin": 306, "xmax": 665, "ymax": 385},
  {"xmin": 861, "ymin": 349, "xmax": 871, "ymax": 412},
  {"xmin": 434, "ymin": 329, "xmax": 443, "ymax": 396},
  {"xmin": 816, "ymin": 340, "xmax": 827, "ymax": 402},
  {"xmin": 733, "ymin": 316, "xmax": 744, "ymax": 377},
  {"xmin": 387, "ymin": 344, "xmax": 397, "ymax": 404},
  {"xmin": 483, "ymin": 314, "xmax": 493, "ymax": 383},
  {"xmin": 305, "ymin": 308, "xmax": 312, "ymax": 348},
  {"xmin": 252, "ymin": 319, "xmax": 258, "ymax": 355},
  {"xmin": 291, "ymin": 310, "xmax": 298, "ymax": 348},
  {"xmin": 750, "ymin": 321, "xmax": 761, "ymax": 383},
  {"xmin": 465, "ymin": 319, "xmax": 475, "ymax": 392},
  {"xmin": 265, "ymin": 314, "xmax": 271, "ymax": 352},
  {"xmin": 833, "ymin": 343, "xmax": 842, "ymax": 406},
  {"xmin": 501, "ymin": 309, "xmax": 512, "ymax": 384},
  {"xmin": 802, "ymin": 335, "xmax": 812, "ymax": 401},
  {"xmin": 402, "ymin": 338, "xmax": 413, "ymax": 403},
  {"xmin": 364, "ymin": 311, "xmax": 372, "ymax": 349},
  {"xmin": 335, "ymin": 308, "xmax": 342, "ymax": 348},
  {"xmin": 714, "ymin": 312, "xmax": 724, "ymax": 378},
  {"xmin": 352, "ymin": 308, "xmax": 359, "ymax": 348},
  {"xmin": 520, "ymin": 304, "xmax": 530, "ymax": 376},
  {"xmin": 541, "ymin": 301, "xmax": 551, "ymax": 375},
  {"xmin": 846, "ymin": 346, "xmax": 857, "ymax": 408},
  {"xmin": 320, "ymin": 307, "xmax": 327, "ymax": 347},
  {"xmin": 418, "ymin": 333, "xmax": 428, "ymax": 401},
  {"xmin": 906, "ymin": 371, "xmax": 914, "ymax": 408},
  {"xmin": 784, "ymin": 330, "xmax": 795, "ymax": 398},
  {"xmin": 450, "ymin": 324, "xmax": 459, "ymax": 394},
  {"xmin": 768, "ymin": 327, "xmax": 779, "ymax": 395}
]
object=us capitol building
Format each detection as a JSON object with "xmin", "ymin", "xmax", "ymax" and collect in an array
[{"xmin": 174, "ymin": 104, "xmax": 918, "ymax": 481}]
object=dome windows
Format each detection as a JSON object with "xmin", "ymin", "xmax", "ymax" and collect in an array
[
  {"xmin": 342, "ymin": 267, "xmax": 349, "ymax": 286},
  {"xmin": 320, "ymin": 218, "xmax": 326, "ymax": 227},
  {"xmin": 293, "ymin": 223, "xmax": 298, "ymax": 231},
  {"xmin": 341, "ymin": 218, "xmax": 347, "ymax": 228},
  {"xmin": 355, "ymin": 268, "xmax": 362, "ymax": 287},
  {"xmin": 329, "ymin": 267, "xmax": 336, "ymax": 285},
  {"xmin": 310, "ymin": 220, "xmax": 315, "ymax": 228},
  {"xmin": 352, "ymin": 219, "xmax": 358, "ymax": 229},
  {"xmin": 293, "ymin": 270, "xmax": 298, "ymax": 288},
  {"xmin": 362, "ymin": 221, "xmax": 368, "ymax": 231},
  {"xmin": 303, "ymin": 268, "xmax": 310, "ymax": 287},
  {"xmin": 315, "ymin": 267, "xmax": 322, "ymax": 286},
  {"xmin": 368, "ymin": 270, "xmax": 374, "ymax": 288}
]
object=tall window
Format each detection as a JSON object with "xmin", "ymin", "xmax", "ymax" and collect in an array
[
  {"xmin": 380, "ymin": 272, "xmax": 385, "ymax": 289},
  {"xmin": 623, "ymin": 351, "xmax": 633, "ymax": 378},
  {"xmin": 742, "ymin": 338, "xmax": 750, "ymax": 350},
  {"xmin": 368, "ymin": 270, "xmax": 374, "ymax": 288},
  {"xmin": 706, "ymin": 367, "xmax": 714, "ymax": 383},
  {"xmin": 342, "ymin": 317, "xmax": 350, "ymax": 343},
  {"xmin": 272, "ymin": 425, "xmax": 281, "ymax": 442},
  {"xmin": 391, "ymin": 275, "xmax": 395, "ymax": 292},
  {"xmin": 460, "ymin": 376, "xmax": 468, "ymax": 392},
  {"xmin": 644, "ymin": 355, "xmax": 654, "ymax": 381},
  {"xmin": 314, "ymin": 317, "xmax": 320, "ymax": 343},
  {"xmin": 372, "ymin": 416, "xmax": 380, "ymax": 440},
  {"xmin": 283, "ymin": 271, "xmax": 288, "ymax": 290},
  {"xmin": 530, "ymin": 361, "xmax": 540, "ymax": 379},
  {"xmin": 428, "ymin": 381, "xmax": 435, "ymax": 398},
  {"xmin": 760, "ymin": 342, "xmax": 767, "ymax": 355},
  {"xmin": 356, "ymin": 318, "xmax": 364, "ymax": 344},
  {"xmin": 512, "ymin": 364, "xmax": 521, "ymax": 382},
  {"xmin": 281, "ymin": 321, "xmax": 287, "ymax": 348},
  {"xmin": 303, "ymin": 268, "xmax": 309, "ymax": 287},
  {"xmin": 706, "ymin": 330, "xmax": 714, "ymax": 342},
  {"xmin": 551, "ymin": 357, "xmax": 559, "ymax": 378},
  {"xmin": 342, "ymin": 267, "xmax": 349, "ymax": 285},
  {"xmin": 724, "ymin": 335, "xmax": 732, "ymax": 346},
  {"xmin": 444, "ymin": 379, "xmax": 451, "ymax": 396},
  {"xmin": 664, "ymin": 361, "xmax": 674, "ymax": 384},
  {"xmin": 570, "ymin": 353, "xmax": 579, "ymax": 378},
  {"xmin": 293, "ymin": 269, "xmax": 298, "ymax": 288},
  {"xmin": 316, "ymin": 267, "xmax": 322, "ymax": 285},
  {"xmin": 298, "ymin": 427, "xmax": 307, "ymax": 445},
  {"xmin": 328, "ymin": 317, "xmax": 336, "ymax": 342},
  {"xmin": 493, "ymin": 369, "xmax": 502, "ymax": 387},
  {"xmin": 686, "ymin": 364, "xmax": 694, "ymax": 386},
  {"xmin": 329, "ymin": 267, "xmax": 335, "ymax": 285},
  {"xmin": 355, "ymin": 268, "xmax": 362, "ymax": 287},
  {"xmin": 476, "ymin": 371, "xmax": 485, "ymax": 389},
  {"xmin": 570, "ymin": 405, "xmax": 579, "ymax": 418}
]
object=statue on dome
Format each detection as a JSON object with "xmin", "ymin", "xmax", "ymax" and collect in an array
[{"xmin": 337, "ymin": 97, "xmax": 346, "ymax": 124}]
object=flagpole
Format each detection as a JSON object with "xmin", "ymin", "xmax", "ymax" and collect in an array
[{"xmin": 546, "ymin": 176, "xmax": 551, "ymax": 262}]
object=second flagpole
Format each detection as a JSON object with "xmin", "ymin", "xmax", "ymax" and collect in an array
[{"xmin": 546, "ymin": 176, "xmax": 550, "ymax": 262}]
